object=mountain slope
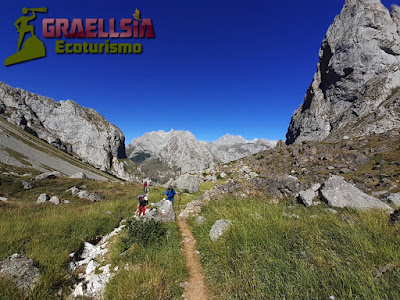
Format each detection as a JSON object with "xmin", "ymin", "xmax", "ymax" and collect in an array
[
  {"xmin": 126, "ymin": 130, "xmax": 276, "ymax": 183},
  {"xmin": 0, "ymin": 82, "xmax": 126, "ymax": 171},
  {"xmin": 286, "ymin": 0, "xmax": 400, "ymax": 144},
  {"xmin": 0, "ymin": 117, "xmax": 117, "ymax": 181}
]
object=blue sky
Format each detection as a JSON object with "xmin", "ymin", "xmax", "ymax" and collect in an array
[{"xmin": 0, "ymin": 0, "xmax": 396, "ymax": 144}]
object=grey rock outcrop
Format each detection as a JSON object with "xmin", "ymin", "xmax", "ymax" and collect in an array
[
  {"xmin": 36, "ymin": 193, "xmax": 49, "ymax": 203},
  {"xmin": 320, "ymin": 175, "xmax": 392, "ymax": 210},
  {"xmin": 297, "ymin": 183, "xmax": 321, "ymax": 206},
  {"xmin": 21, "ymin": 180, "xmax": 33, "ymax": 190},
  {"xmin": 145, "ymin": 200, "xmax": 175, "ymax": 222},
  {"xmin": 70, "ymin": 172, "xmax": 87, "ymax": 179},
  {"xmin": 0, "ymin": 254, "xmax": 40, "ymax": 294},
  {"xmin": 127, "ymin": 130, "xmax": 276, "ymax": 183},
  {"xmin": 67, "ymin": 186, "xmax": 80, "ymax": 195},
  {"xmin": 0, "ymin": 82, "xmax": 126, "ymax": 172},
  {"xmin": 209, "ymin": 219, "xmax": 232, "ymax": 241},
  {"xmin": 49, "ymin": 196, "xmax": 61, "ymax": 205},
  {"xmin": 173, "ymin": 173, "xmax": 202, "ymax": 193},
  {"xmin": 34, "ymin": 171, "xmax": 61, "ymax": 180},
  {"xmin": 286, "ymin": 0, "xmax": 400, "ymax": 144},
  {"xmin": 387, "ymin": 192, "xmax": 400, "ymax": 207},
  {"xmin": 78, "ymin": 190, "xmax": 105, "ymax": 202}
]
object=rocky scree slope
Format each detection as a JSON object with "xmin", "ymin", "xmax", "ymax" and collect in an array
[
  {"xmin": 286, "ymin": 0, "xmax": 400, "ymax": 144},
  {"xmin": 205, "ymin": 130, "xmax": 400, "ymax": 204},
  {"xmin": 0, "ymin": 82, "xmax": 130, "ymax": 177},
  {"xmin": 126, "ymin": 130, "xmax": 276, "ymax": 183}
]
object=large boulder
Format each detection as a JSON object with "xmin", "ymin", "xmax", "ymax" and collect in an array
[
  {"xmin": 320, "ymin": 175, "xmax": 392, "ymax": 210},
  {"xmin": 34, "ymin": 171, "xmax": 61, "ymax": 180},
  {"xmin": 0, "ymin": 254, "xmax": 40, "ymax": 294},
  {"xmin": 36, "ymin": 193, "xmax": 49, "ymax": 204},
  {"xmin": 145, "ymin": 200, "xmax": 175, "ymax": 222},
  {"xmin": 49, "ymin": 196, "xmax": 61, "ymax": 205},
  {"xmin": 173, "ymin": 173, "xmax": 202, "ymax": 193},
  {"xmin": 209, "ymin": 219, "xmax": 232, "ymax": 241}
]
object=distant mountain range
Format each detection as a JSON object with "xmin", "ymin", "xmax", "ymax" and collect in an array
[{"xmin": 126, "ymin": 130, "xmax": 276, "ymax": 183}]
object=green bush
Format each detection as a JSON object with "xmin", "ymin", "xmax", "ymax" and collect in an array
[{"xmin": 121, "ymin": 219, "xmax": 167, "ymax": 250}]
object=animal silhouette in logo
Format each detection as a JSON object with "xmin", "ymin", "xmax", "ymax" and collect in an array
[{"xmin": 5, "ymin": 7, "xmax": 47, "ymax": 66}]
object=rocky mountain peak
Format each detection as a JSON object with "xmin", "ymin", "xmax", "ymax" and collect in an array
[
  {"xmin": 127, "ymin": 130, "xmax": 276, "ymax": 183},
  {"xmin": 286, "ymin": 0, "xmax": 400, "ymax": 144},
  {"xmin": 0, "ymin": 82, "xmax": 126, "ymax": 172},
  {"xmin": 212, "ymin": 134, "xmax": 248, "ymax": 146}
]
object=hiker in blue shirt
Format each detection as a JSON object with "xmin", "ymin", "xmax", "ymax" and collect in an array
[{"xmin": 163, "ymin": 186, "xmax": 181, "ymax": 203}]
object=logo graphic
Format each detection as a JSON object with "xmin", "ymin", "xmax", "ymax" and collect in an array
[
  {"xmin": 5, "ymin": 7, "xmax": 47, "ymax": 66},
  {"xmin": 133, "ymin": 9, "xmax": 141, "ymax": 21}
]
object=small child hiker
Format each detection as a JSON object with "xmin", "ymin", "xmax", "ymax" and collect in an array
[{"xmin": 136, "ymin": 194, "xmax": 148, "ymax": 217}]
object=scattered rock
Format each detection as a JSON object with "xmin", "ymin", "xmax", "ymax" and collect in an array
[
  {"xmin": 220, "ymin": 172, "xmax": 227, "ymax": 179},
  {"xmin": 320, "ymin": 176, "xmax": 392, "ymax": 210},
  {"xmin": 297, "ymin": 189, "xmax": 318, "ymax": 207},
  {"xmin": 209, "ymin": 219, "xmax": 232, "ymax": 241},
  {"xmin": 327, "ymin": 208, "xmax": 338, "ymax": 214},
  {"xmin": 372, "ymin": 190, "xmax": 388, "ymax": 197},
  {"xmin": 173, "ymin": 174, "xmax": 202, "ymax": 193},
  {"xmin": 34, "ymin": 171, "xmax": 61, "ymax": 180},
  {"xmin": 49, "ymin": 196, "xmax": 61, "ymax": 205},
  {"xmin": 36, "ymin": 193, "xmax": 49, "ymax": 204},
  {"xmin": 0, "ymin": 254, "xmax": 40, "ymax": 294},
  {"xmin": 195, "ymin": 215, "xmax": 206, "ymax": 225},
  {"xmin": 70, "ymin": 172, "xmax": 88, "ymax": 179},
  {"xmin": 373, "ymin": 263, "xmax": 395, "ymax": 278},
  {"xmin": 85, "ymin": 260, "xmax": 100, "ymax": 275},
  {"xmin": 105, "ymin": 211, "xmax": 112, "ymax": 215},
  {"xmin": 78, "ymin": 191, "xmax": 90, "ymax": 199},
  {"xmin": 67, "ymin": 187, "xmax": 80, "ymax": 195},
  {"xmin": 21, "ymin": 180, "xmax": 33, "ymax": 190},
  {"xmin": 387, "ymin": 193, "xmax": 400, "ymax": 207},
  {"xmin": 64, "ymin": 200, "xmax": 70, "ymax": 204},
  {"xmin": 0, "ymin": 197, "xmax": 8, "ymax": 202}
]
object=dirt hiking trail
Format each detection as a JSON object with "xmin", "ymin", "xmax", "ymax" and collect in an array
[{"xmin": 178, "ymin": 219, "xmax": 209, "ymax": 300}]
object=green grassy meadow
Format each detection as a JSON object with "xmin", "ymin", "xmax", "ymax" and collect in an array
[{"xmin": 189, "ymin": 197, "xmax": 400, "ymax": 299}]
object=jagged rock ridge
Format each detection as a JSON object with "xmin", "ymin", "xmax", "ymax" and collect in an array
[
  {"xmin": 286, "ymin": 0, "xmax": 400, "ymax": 144},
  {"xmin": 0, "ymin": 82, "xmax": 126, "ymax": 172},
  {"xmin": 127, "ymin": 130, "xmax": 276, "ymax": 183}
]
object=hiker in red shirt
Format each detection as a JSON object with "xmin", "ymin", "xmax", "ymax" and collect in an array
[{"xmin": 143, "ymin": 181, "xmax": 148, "ymax": 194}]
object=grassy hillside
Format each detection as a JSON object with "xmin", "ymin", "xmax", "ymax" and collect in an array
[
  {"xmin": 189, "ymin": 196, "xmax": 400, "ymax": 299},
  {"xmin": 0, "ymin": 164, "xmax": 187, "ymax": 299}
]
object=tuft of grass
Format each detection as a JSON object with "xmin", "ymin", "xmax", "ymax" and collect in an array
[
  {"xmin": 189, "ymin": 197, "xmax": 400, "ymax": 299},
  {"xmin": 105, "ymin": 222, "xmax": 188, "ymax": 300}
]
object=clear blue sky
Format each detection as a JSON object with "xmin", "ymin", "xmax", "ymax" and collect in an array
[{"xmin": 0, "ymin": 0, "xmax": 395, "ymax": 144}]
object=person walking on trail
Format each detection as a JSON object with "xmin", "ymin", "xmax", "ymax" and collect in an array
[
  {"xmin": 163, "ymin": 186, "xmax": 180, "ymax": 204},
  {"xmin": 143, "ymin": 181, "xmax": 148, "ymax": 194},
  {"xmin": 136, "ymin": 195, "xmax": 148, "ymax": 217}
]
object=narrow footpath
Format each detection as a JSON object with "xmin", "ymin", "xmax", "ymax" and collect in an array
[{"xmin": 177, "ymin": 219, "xmax": 209, "ymax": 300}]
